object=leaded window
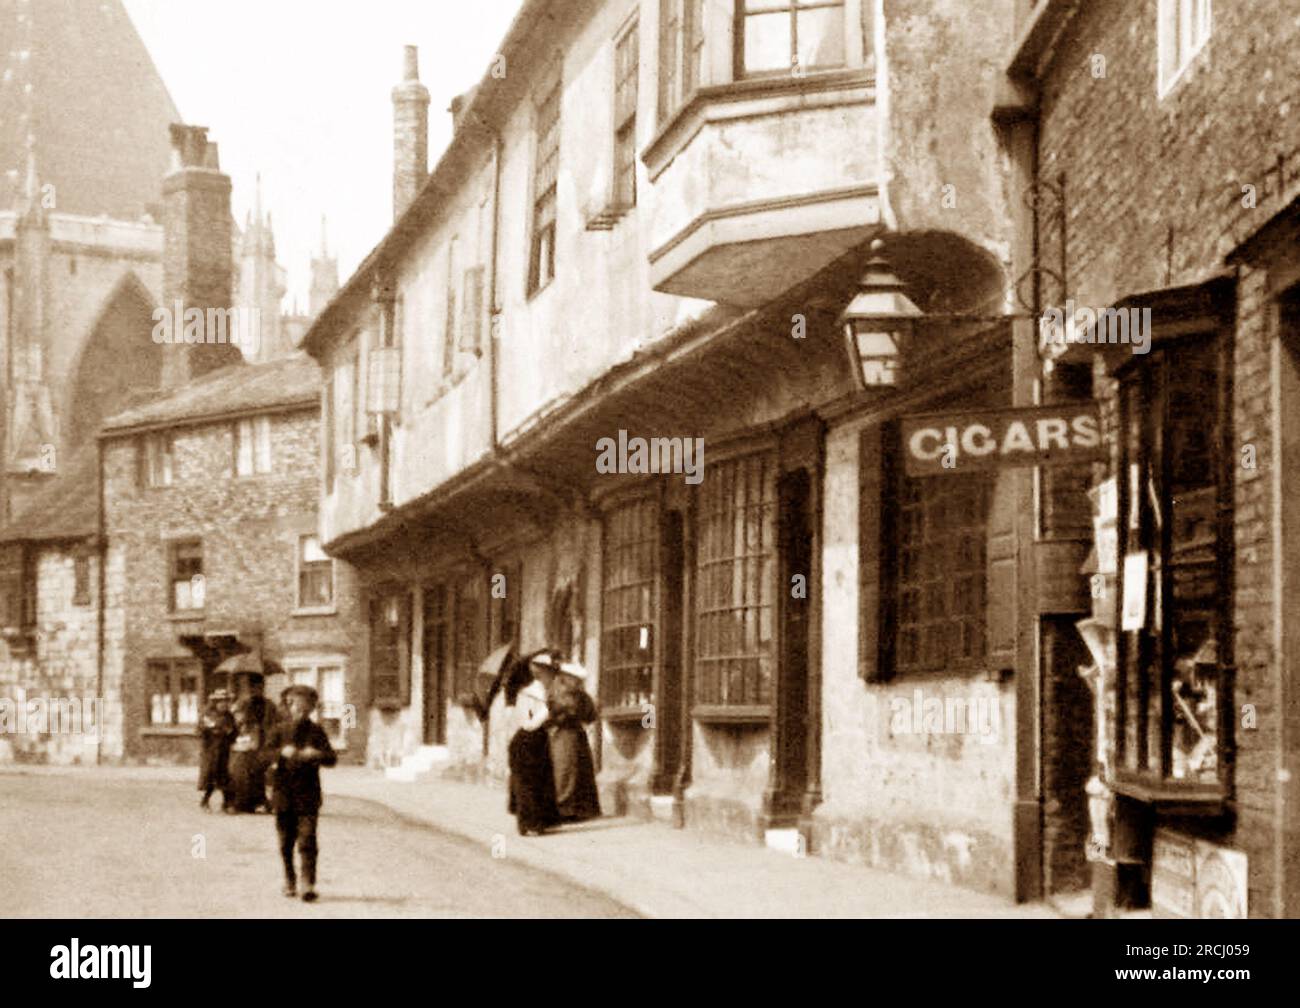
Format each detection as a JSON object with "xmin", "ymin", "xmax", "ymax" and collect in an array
[{"xmin": 601, "ymin": 497, "xmax": 658, "ymax": 711}]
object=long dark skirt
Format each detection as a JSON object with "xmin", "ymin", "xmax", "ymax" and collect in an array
[
  {"xmin": 508, "ymin": 729, "xmax": 559, "ymax": 834},
  {"xmin": 548, "ymin": 725, "xmax": 601, "ymax": 822},
  {"xmin": 197, "ymin": 740, "xmax": 231, "ymax": 793},
  {"xmin": 227, "ymin": 750, "xmax": 267, "ymax": 813}
]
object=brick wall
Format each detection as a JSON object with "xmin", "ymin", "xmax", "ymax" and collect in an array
[
  {"xmin": 1035, "ymin": 0, "xmax": 1300, "ymax": 916},
  {"xmin": 103, "ymin": 405, "xmax": 365, "ymax": 764}
]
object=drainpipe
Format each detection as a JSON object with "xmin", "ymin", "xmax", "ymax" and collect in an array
[
  {"xmin": 487, "ymin": 129, "xmax": 503, "ymax": 450},
  {"xmin": 94, "ymin": 436, "xmax": 106, "ymax": 766}
]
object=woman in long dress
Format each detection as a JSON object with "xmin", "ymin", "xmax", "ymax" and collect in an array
[
  {"xmin": 544, "ymin": 661, "xmax": 601, "ymax": 823},
  {"xmin": 505, "ymin": 656, "xmax": 559, "ymax": 836}
]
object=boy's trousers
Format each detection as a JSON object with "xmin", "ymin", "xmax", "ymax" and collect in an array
[{"xmin": 275, "ymin": 811, "xmax": 318, "ymax": 885}]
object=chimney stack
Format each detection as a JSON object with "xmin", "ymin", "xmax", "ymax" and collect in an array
[
  {"xmin": 161, "ymin": 124, "xmax": 243, "ymax": 386},
  {"xmin": 392, "ymin": 45, "xmax": 430, "ymax": 220}
]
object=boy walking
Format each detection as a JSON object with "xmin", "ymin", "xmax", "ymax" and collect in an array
[{"xmin": 265, "ymin": 685, "xmax": 336, "ymax": 902}]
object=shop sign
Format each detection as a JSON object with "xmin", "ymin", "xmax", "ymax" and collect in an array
[{"xmin": 900, "ymin": 403, "xmax": 1103, "ymax": 477}]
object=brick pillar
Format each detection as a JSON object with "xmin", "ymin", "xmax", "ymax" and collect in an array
[
  {"xmin": 160, "ymin": 124, "xmax": 243, "ymax": 387},
  {"xmin": 392, "ymin": 46, "xmax": 430, "ymax": 221}
]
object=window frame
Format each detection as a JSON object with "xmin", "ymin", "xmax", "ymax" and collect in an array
[
  {"xmin": 233, "ymin": 415, "xmax": 273, "ymax": 477},
  {"xmin": 612, "ymin": 17, "xmax": 640, "ymax": 212},
  {"xmin": 600, "ymin": 494, "xmax": 659, "ymax": 716},
  {"xmin": 1112, "ymin": 329, "xmax": 1235, "ymax": 806},
  {"xmin": 692, "ymin": 447, "xmax": 778, "ymax": 718},
  {"xmin": 138, "ymin": 432, "xmax": 174, "ymax": 489},
  {"xmin": 733, "ymin": 0, "xmax": 849, "ymax": 81},
  {"xmin": 295, "ymin": 533, "xmax": 335, "ymax": 613},
  {"xmin": 527, "ymin": 69, "xmax": 562, "ymax": 296},
  {"xmin": 146, "ymin": 657, "xmax": 201, "ymax": 728},
  {"xmin": 1157, "ymin": 0, "xmax": 1212, "ymax": 97},
  {"xmin": 168, "ymin": 539, "xmax": 204, "ymax": 614},
  {"xmin": 658, "ymin": 0, "xmax": 705, "ymax": 126},
  {"xmin": 284, "ymin": 656, "xmax": 349, "ymax": 750},
  {"xmin": 451, "ymin": 569, "xmax": 489, "ymax": 702},
  {"xmin": 72, "ymin": 549, "xmax": 92, "ymax": 607},
  {"xmin": 368, "ymin": 587, "xmax": 411, "ymax": 709}
]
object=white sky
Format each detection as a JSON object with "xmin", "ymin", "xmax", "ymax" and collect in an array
[{"xmin": 122, "ymin": 0, "xmax": 524, "ymax": 308}]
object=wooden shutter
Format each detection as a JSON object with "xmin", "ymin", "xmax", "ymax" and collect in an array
[
  {"xmin": 397, "ymin": 590, "xmax": 412, "ymax": 706},
  {"xmin": 459, "ymin": 266, "xmax": 484, "ymax": 355},
  {"xmin": 985, "ymin": 469, "xmax": 1019, "ymax": 675},
  {"xmin": 858, "ymin": 424, "xmax": 893, "ymax": 681}
]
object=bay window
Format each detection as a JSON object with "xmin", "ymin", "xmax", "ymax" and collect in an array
[{"xmin": 735, "ymin": 0, "xmax": 846, "ymax": 79}]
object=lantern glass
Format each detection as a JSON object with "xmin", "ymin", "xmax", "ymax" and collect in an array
[{"xmin": 846, "ymin": 322, "xmax": 900, "ymax": 387}]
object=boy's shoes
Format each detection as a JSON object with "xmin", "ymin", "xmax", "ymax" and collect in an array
[
  {"xmin": 301, "ymin": 888, "xmax": 318, "ymax": 903},
  {"xmin": 282, "ymin": 881, "xmax": 297, "ymax": 898}
]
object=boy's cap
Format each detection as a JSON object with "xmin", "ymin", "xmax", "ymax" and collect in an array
[{"xmin": 281, "ymin": 684, "xmax": 319, "ymax": 705}]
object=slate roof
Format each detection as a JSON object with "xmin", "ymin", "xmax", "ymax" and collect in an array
[
  {"xmin": 99, "ymin": 353, "xmax": 321, "ymax": 434},
  {"xmin": 0, "ymin": 0, "xmax": 180, "ymax": 218}
]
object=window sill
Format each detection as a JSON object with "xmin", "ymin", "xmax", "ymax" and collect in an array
[
  {"xmin": 602, "ymin": 705, "xmax": 650, "ymax": 724},
  {"xmin": 292, "ymin": 606, "xmax": 337, "ymax": 618},
  {"xmin": 165, "ymin": 610, "xmax": 206, "ymax": 622},
  {"xmin": 643, "ymin": 67, "xmax": 874, "ymax": 181},
  {"xmin": 585, "ymin": 203, "xmax": 635, "ymax": 231},
  {"xmin": 692, "ymin": 704, "xmax": 771, "ymax": 726},
  {"xmin": 1107, "ymin": 772, "xmax": 1230, "ymax": 815},
  {"xmin": 140, "ymin": 726, "xmax": 197, "ymax": 737}
]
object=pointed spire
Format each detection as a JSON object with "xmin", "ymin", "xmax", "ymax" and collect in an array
[{"xmin": 254, "ymin": 171, "xmax": 263, "ymax": 225}]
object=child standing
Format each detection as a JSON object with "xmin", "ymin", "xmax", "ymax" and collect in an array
[
  {"xmin": 264, "ymin": 685, "xmax": 336, "ymax": 902},
  {"xmin": 197, "ymin": 689, "xmax": 236, "ymax": 811}
]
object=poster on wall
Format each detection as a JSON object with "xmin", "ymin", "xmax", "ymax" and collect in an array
[{"xmin": 1121, "ymin": 552, "xmax": 1148, "ymax": 630}]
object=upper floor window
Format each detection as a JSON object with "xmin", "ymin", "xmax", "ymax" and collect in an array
[
  {"xmin": 736, "ymin": 0, "xmax": 846, "ymax": 78},
  {"xmin": 613, "ymin": 20, "xmax": 640, "ymax": 210},
  {"xmin": 527, "ymin": 72, "xmax": 561, "ymax": 295},
  {"xmin": 169, "ymin": 539, "xmax": 204, "ymax": 612},
  {"xmin": 1157, "ymin": 0, "xmax": 1211, "ymax": 95},
  {"xmin": 659, "ymin": 0, "xmax": 704, "ymax": 124},
  {"xmin": 233, "ymin": 415, "xmax": 272, "ymax": 476},
  {"xmin": 138, "ymin": 432, "xmax": 174, "ymax": 488},
  {"xmin": 297, "ymin": 534, "xmax": 334, "ymax": 610}
]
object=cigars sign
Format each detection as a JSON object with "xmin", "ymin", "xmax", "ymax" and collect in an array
[{"xmin": 900, "ymin": 403, "xmax": 1102, "ymax": 477}]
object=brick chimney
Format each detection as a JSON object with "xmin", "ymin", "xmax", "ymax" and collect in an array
[
  {"xmin": 392, "ymin": 45, "xmax": 430, "ymax": 220},
  {"xmin": 160, "ymin": 124, "xmax": 244, "ymax": 386}
]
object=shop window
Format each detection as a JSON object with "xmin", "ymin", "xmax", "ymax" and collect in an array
[
  {"xmin": 296, "ymin": 534, "xmax": 334, "ymax": 610},
  {"xmin": 169, "ymin": 540, "xmax": 204, "ymax": 612},
  {"xmin": 287, "ymin": 660, "xmax": 348, "ymax": 748},
  {"xmin": 735, "ymin": 0, "xmax": 846, "ymax": 79},
  {"xmin": 1115, "ymin": 333, "xmax": 1232, "ymax": 796},
  {"xmin": 600, "ymin": 497, "xmax": 658, "ymax": 712},
  {"xmin": 147, "ymin": 658, "xmax": 200, "ymax": 727},
  {"xmin": 694, "ymin": 451, "xmax": 776, "ymax": 710},
  {"xmin": 369, "ymin": 589, "xmax": 411, "ymax": 708},
  {"xmin": 658, "ymin": 0, "xmax": 704, "ymax": 125},
  {"xmin": 891, "ymin": 467, "xmax": 991, "ymax": 676}
]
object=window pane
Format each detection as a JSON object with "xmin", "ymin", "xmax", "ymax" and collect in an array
[
  {"xmin": 796, "ymin": 6, "xmax": 845, "ymax": 69},
  {"xmin": 743, "ymin": 12, "xmax": 793, "ymax": 75}
]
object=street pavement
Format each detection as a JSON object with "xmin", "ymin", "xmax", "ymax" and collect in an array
[
  {"xmin": 2, "ymin": 765, "xmax": 1062, "ymax": 918},
  {"xmin": 0, "ymin": 771, "xmax": 635, "ymax": 918}
]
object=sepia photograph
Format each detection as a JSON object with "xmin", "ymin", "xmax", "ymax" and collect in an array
[{"xmin": 0, "ymin": 0, "xmax": 1293, "ymax": 966}]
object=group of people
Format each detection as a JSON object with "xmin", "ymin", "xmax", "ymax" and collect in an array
[
  {"xmin": 491, "ymin": 650, "xmax": 602, "ymax": 836},
  {"xmin": 197, "ymin": 672, "xmax": 337, "ymax": 902}
]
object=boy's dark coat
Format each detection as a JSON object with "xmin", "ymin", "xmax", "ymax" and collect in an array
[{"xmin": 264, "ymin": 718, "xmax": 337, "ymax": 813}]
